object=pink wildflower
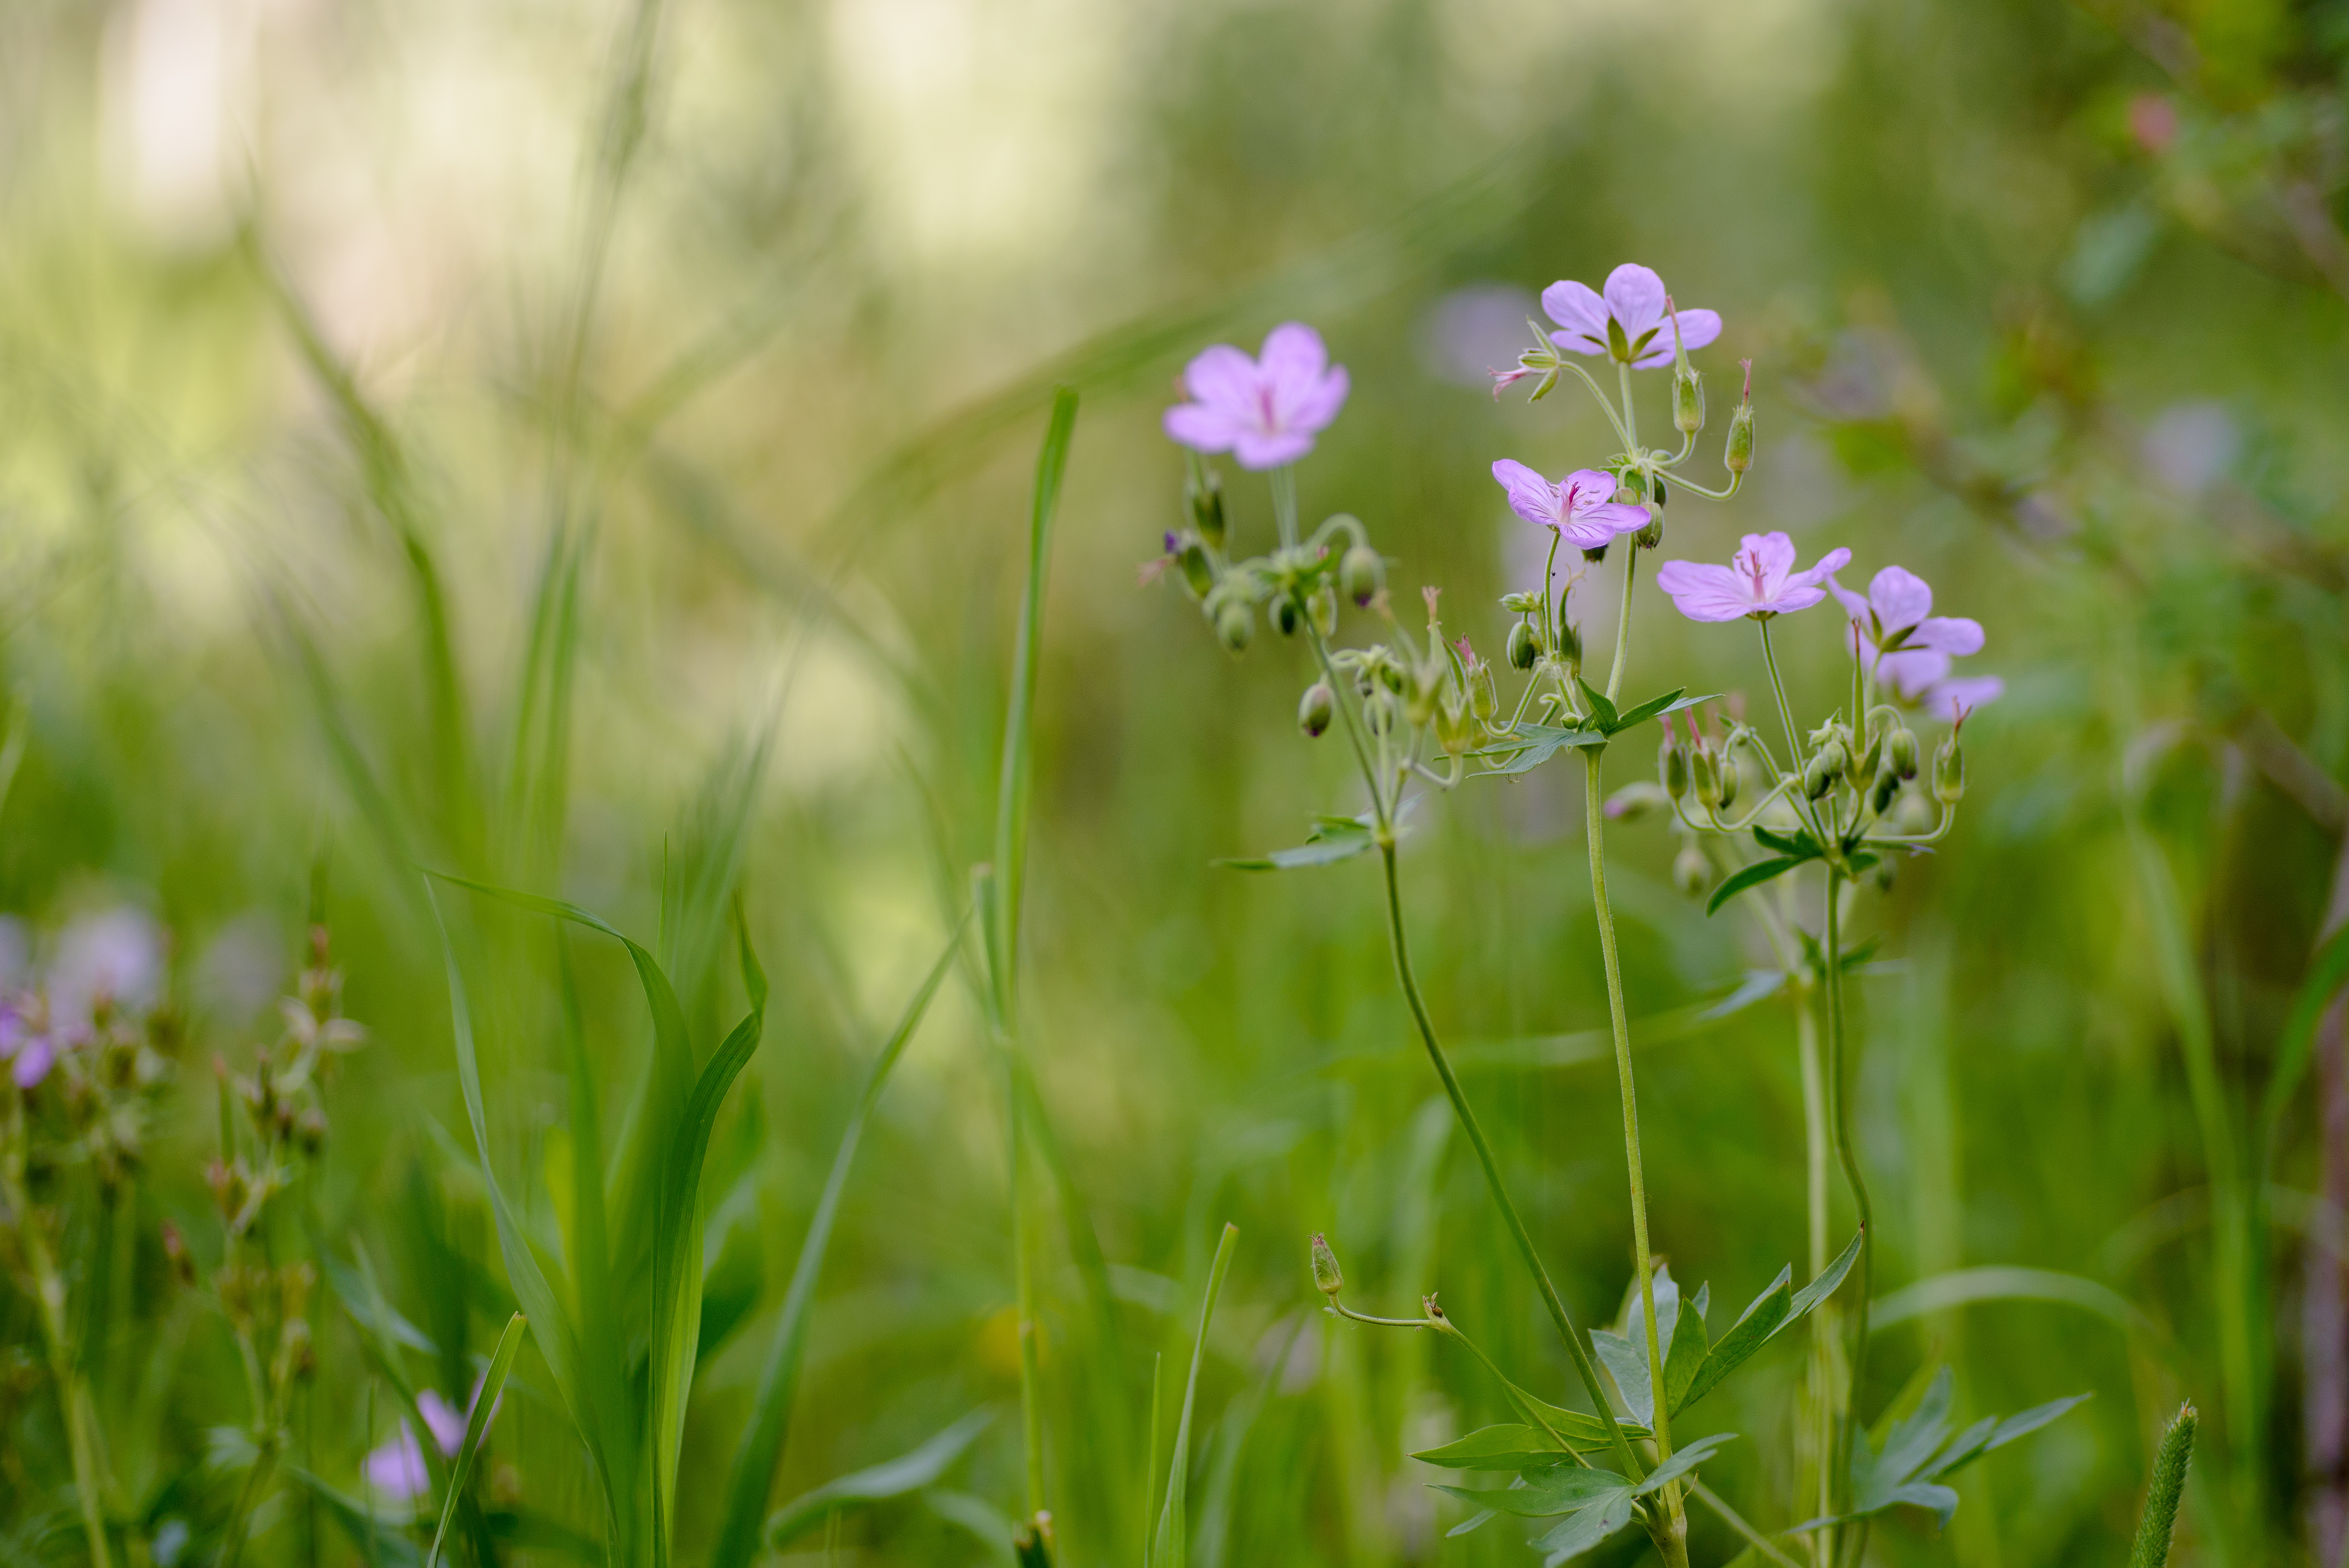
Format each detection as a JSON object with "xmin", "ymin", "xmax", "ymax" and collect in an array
[
  {"xmin": 1162, "ymin": 323, "xmax": 1350, "ymax": 470},
  {"xmin": 1655, "ymin": 533, "xmax": 1852, "ymax": 622},
  {"xmin": 1490, "ymin": 462, "xmax": 1650, "ymax": 549},
  {"xmin": 1542, "ymin": 264, "xmax": 1721, "ymax": 369},
  {"xmin": 1827, "ymin": 566, "xmax": 1983, "ymax": 659}
]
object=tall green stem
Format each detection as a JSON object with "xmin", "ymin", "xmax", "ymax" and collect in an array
[
  {"xmin": 1271, "ymin": 465, "xmax": 1299, "ymax": 551},
  {"xmin": 1796, "ymin": 990, "xmax": 1836, "ymax": 1568},
  {"xmin": 1823, "ymin": 872, "xmax": 1873, "ymax": 1567},
  {"xmin": 1604, "ymin": 544, "xmax": 1640, "ymax": 706},
  {"xmin": 22, "ymin": 1207, "xmax": 113, "ymax": 1568},
  {"xmin": 1374, "ymin": 844, "xmax": 1649, "ymax": 1491},
  {"xmin": 1580, "ymin": 748, "xmax": 1688, "ymax": 1565}
]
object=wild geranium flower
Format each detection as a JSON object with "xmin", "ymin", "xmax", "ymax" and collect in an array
[
  {"xmin": 1543, "ymin": 264, "xmax": 1721, "ymax": 369},
  {"xmin": 1828, "ymin": 566, "xmax": 1984, "ymax": 660},
  {"xmin": 1162, "ymin": 323, "xmax": 1350, "ymax": 470},
  {"xmin": 1655, "ymin": 533, "xmax": 1852, "ymax": 622},
  {"xmin": 1490, "ymin": 462, "xmax": 1650, "ymax": 548}
]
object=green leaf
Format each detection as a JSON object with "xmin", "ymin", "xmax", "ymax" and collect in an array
[
  {"xmin": 1510, "ymin": 1396, "xmax": 1651, "ymax": 1451},
  {"xmin": 1973, "ymin": 1394, "xmax": 2093, "ymax": 1462},
  {"xmin": 1695, "ymin": 972, "xmax": 1784, "ymax": 1022},
  {"xmin": 1663, "ymin": 1283, "xmax": 1710, "ymax": 1415},
  {"xmin": 1706, "ymin": 856, "xmax": 1807, "ymax": 917},
  {"xmin": 1676, "ymin": 1269, "xmax": 1790, "ymax": 1412},
  {"xmin": 1216, "ymin": 818, "xmax": 1377, "ymax": 871},
  {"xmin": 1632, "ymin": 1431, "xmax": 1735, "ymax": 1496},
  {"xmin": 1468, "ymin": 722, "xmax": 1610, "ymax": 777},
  {"xmin": 764, "ymin": 1410, "xmax": 994, "ymax": 1548},
  {"xmin": 1784, "ymin": 1230, "xmax": 1864, "ymax": 1327},
  {"xmin": 2261, "ymin": 921, "xmax": 2349, "ymax": 1156},
  {"xmin": 1589, "ymin": 1330, "xmax": 1652, "ymax": 1427},
  {"xmin": 708, "ymin": 916, "xmax": 967, "ymax": 1568},
  {"xmin": 1433, "ymin": 1468, "xmax": 1627, "ymax": 1517},
  {"xmin": 1610, "ymin": 689, "xmax": 1714, "ymax": 735},
  {"xmin": 1574, "ymin": 677, "xmax": 1621, "ymax": 733},
  {"xmin": 1412, "ymin": 1425, "xmax": 1576, "ymax": 1471},
  {"xmin": 1152, "ymin": 1222, "xmax": 1240, "ymax": 1568},
  {"xmin": 423, "ymin": 1311, "xmax": 530, "ymax": 1568},
  {"xmin": 1752, "ymin": 826, "xmax": 1823, "ymax": 860},
  {"xmin": 1530, "ymin": 1487, "xmax": 1636, "ymax": 1561}
]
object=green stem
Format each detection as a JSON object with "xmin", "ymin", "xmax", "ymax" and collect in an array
[
  {"xmin": 1271, "ymin": 465, "xmax": 1298, "ymax": 551},
  {"xmin": 1823, "ymin": 872, "xmax": 1873, "ymax": 1566},
  {"xmin": 1374, "ymin": 843, "xmax": 1646, "ymax": 1486},
  {"xmin": 1795, "ymin": 988, "xmax": 1835, "ymax": 1568},
  {"xmin": 19, "ymin": 1198, "xmax": 113, "ymax": 1568},
  {"xmin": 1688, "ymin": 1478, "xmax": 1804, "ymax": 1568},
  {"xmin": 1581, "ymin": 748, "xmax": 1687, "ymax": 1562},
  {"xmin": 1618, "ymin": 361, "xmax": 1638, "ymax": 453},
  {"xmin": 1604, "ymin": 543, "xmax": 1640, "ymax": 706},
  {"xmin": 1757, "ymin": 621, "xmax": 1835, "ymax": 851}
]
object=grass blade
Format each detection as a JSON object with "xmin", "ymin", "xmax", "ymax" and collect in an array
[
  {"xmin": 422, "ymin": 1311, "xmax": 529, "ymax": 1568},
  {"xmin": 708, "ymin": 913, "xmax": 968, "ymax": 1568},
  {"xmin": 763, "ymin": 1410, "xmax": 993, "ymax": 1549},
  {"xmin": 1152, "ymin": 1222, "xmax": 1238, "ymax": 1568}
]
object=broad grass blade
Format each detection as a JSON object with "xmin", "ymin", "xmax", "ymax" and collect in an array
[{"xmin": 423, "ymin": 1311, "xmax": 529, "ymax": 1568}]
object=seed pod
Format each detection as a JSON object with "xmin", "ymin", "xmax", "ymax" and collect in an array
[
  {"xmin": 1660, "ymin": 729, "xmax": 1689, "ymax": 800},
  {"xmin": 1888, "ymin": 727, "xmax": 1921, "ymax": 780},
  {"xmin": 1634, "ymin": 511, "xmax": 1664, "ymax": 550},
  {"xmin": 1274, "ymin": 594, "xmax": 1303, "ymax": 637},
  {"xmin": 1311, "ymin": 1233, "xmax": 1344, "ymax": 1297},
  {"xmin": 1507, "ymin": 619, "xmax": 1538, "ymax": 670},
  {"xmin": 1215, "ymin": 599, "xmax": 1254, "ymax": 653},
  {"xmin": 1555, "ymin": 619, "xmax": 1583, "ymax": 665},
  {"xmin": 1691, "ymin": 741, "xmax": 1721, "ymax": 808},
  {"xmin": 1716, "ymin": 751, "xmax": 1740, "ymax": 810},
  {"xmin": 1803, "ymin": 747, "xmax": 1841, "ymax": 801},
  {"xmin": 1188, "ymin": 468, "xmax": 1227, "ymax": 550},
  {"xmin": 1341, "ymin": 545, "xmax": 1384, "ymax": 607},
  {"xmin": 1298, "ymin": 682, "xmax": 1334, "ymax": 739},
  {"xmin": 1871, "ymin": 767, "xmax": 1900, "ymax": 817},
  {"xmin": 1726, "ymin": 399, "xmax": 1755, "ymax": 475},
  {"xmin": 1673, "ymin": 842, "xmax": 1711, "ymax": 898},
  {"xmin": 1471, "ymin": 663, "xmax": 1499, "ymax": 722},
  {"xmin": 1176, "ymin": 536, "xmax": 1214, "ymax": 598},
  {"xmin": 1934, "ymin": 733, "xmax": 1965, "ymax": 803},
  {"xmin": 1673, "ymin": 367, "xmax": 1705, "ymax": 434}
]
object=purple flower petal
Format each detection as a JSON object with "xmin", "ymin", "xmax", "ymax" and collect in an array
[
  {"xmin": 1163, "ymin": 404, "xmax": 1243, "ymax": 454},
  {"xmin": 1181, "ymin": 345, "xmax": 1259, "ymax": 415},
  {"xmin": 1258, "ymin": 322, "xmax": 1328, "ymax": 387},
  {"xmin": 12, "ymin": 1036, "xmax": 53, "ymax": 1088},
  {"xmin": 1879, "ymin": 648, "xmax": 1952, "ymax": 700},
  {"xmin": 1924, "ymin": 675, "xmax": 2003, "ymax": 722},
  {"xmin": 418, "ymin": 1389, "xmax": 469, "ymax": 1454},
  {"xmin": 1277, "ymin": 363, "xmax": 1349, "ymax": 434},
  {"xmin": 1491, "ymin": 460, "xmax": 1562, "ymax": 527},
  {"xmin": 1827, "ymin": 572, "xmax": 1871, "ymax": 624},
  {"xmin": 1865, "ymin": 566, "xmax": 1933, "ymax": 631},
  {"xmin": 1541, "ymin": 279, "xmax": 1607, "ymax": 342},
  {"xmin": 1654, "ymin": 561, "xmax": 1757, "ymax": 622},
  {"xmin": 1580, "ymin": 501, "xmax": 1653, "ymax": 534},
  {"xmin": 1603, "ymin": 264, "xmax": 1669, "ymax": 339},
  {"xmin": 1911, "ymin": 615, "xmax": 1985, "ymax": 657},
  {"xmin": 365, "ymin": 1428, "xmax": 430, "ymax": 1501},
  {"xmin": 1232, "ymin": 429, "xmax": 1317, "ymax": 470}
]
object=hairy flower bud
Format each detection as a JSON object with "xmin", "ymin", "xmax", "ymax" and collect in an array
[
  {"xmin": 1634, "ymin": 512, "xmax": 1664, "ymax": 551},
  {"xmin": 1170, "ymin": 533, "xmax": 1213, "ymax": 598},
  {"xmin": 1298, "ymin": 682, "xmax": 1334, "ymax": 738},
  {"xmin": 1471, "ymin": 663, "xmax": 1498, "ymax": 722},
  {"xmin": 1660, "ymin": 729, "xmax": 1689, "ymax": 800},
  {"xmin": 1934, "ymin": 733, "xmax": 1965, "ymax": 803},
  {"xmin": 1691, "ymin": 741, "xmax": 1721, "ymax": 808},
  {"xmin": 1804, "ymin": 743, "xmax": 1845, "ymax": 801},
  {"xmin": 1673, "ymin": 842, "xmax": 1711, "ymax": 898},
  {"xmin": 1887, "ymin": 726, "xmax": 1921, "ymax": 780},
  {"xmin": 1673, "ymin": 367, "xmax": 1705, "ymax": 435},
  {"xmin": 1311, "ymin": 1233, "xmax": 1344, "ymax": 1297},
  {"xmin": 1725, "ymin": 360, "xmax": 1756, "ymax": 475},
  {"xmin": 1214, "ymin": 599, "xmax": 1253, "ymax": 653},
  {"xmin": 1188, "ymin": 468, "xmax": 1227, "ymax": 551},
  {"xmin": 1341, "ymin": 545, "xmax": 1384, "ymax": 607},
  {"xmin": 1715, "ymin": 751, "xmax": 1740, "ymax": 810},
  {"xmin": 1506, "ymin": 620, "xmax": 1538, "ymax": 670},
  {"xmin": 1311, "ymin": 584, "xmax": 1338, "ymax": 637},
  {"xmin": 1555, "ymin": 620, "xmax": 1583, "ymax": 665},
  {"xmin": 1436, "ymin": 699, "xmax": 1476, "ymax": 757}
]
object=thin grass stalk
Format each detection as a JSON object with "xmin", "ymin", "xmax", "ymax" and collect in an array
[
  {"xmin": 1152, "ymin": 1224, "xmax": 1238, "ymax": 1568},
  {"xmin": 1822, "ymin": 871, "xmax": 1873, "ymax": 1568}
]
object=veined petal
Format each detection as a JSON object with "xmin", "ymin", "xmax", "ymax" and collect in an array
[
  {"xmin": 1868, "ymin": 565, "xmax": 1933, "ymax": 630},
  {"xmin": 1736, "ymin": 532, "xmax": 1800, "ymax": 592},
  {"xmin": 1181, "ymin": 344, "xmax": 1260, "ymax": 414},
  {"xmin": 1765, "ymin": 583, "xmax": 1832, "ymax": 614},
  {"xmin": 1655, "ymin": 561, "xmax": 1755, "ymax": 622},
  {"xmin": 1550, "ymin": 329, "xmax": 1610, "ymax": 357},
  {"xmin": 1558, "ymin": 516, "xmax": 1621, "ymax": 549},
  {"xmin": 1879, "ymin": 648, "xmax": 1951, "ymax": 700},
  {"xmin": 1826, "ymin": 573, "xmax": 1873, "ymax": 626},
  {"xmin": 1259, "ymin": 322, "xmax": 1330, "ymax": 388},
  {"xmin": 1912, "ymin": 615, "xmax": 1985, "ymax": 656},
  {"xmin": 1603, "ymin": 263, "xmax": 1669, "ymax": 337},
  {"xmin": 1925, "ymin": 675, "xmax": 2003, "ymax": 722},
  {"xmin": 1629, "ymin": 305, "xmax": 1720, "ymax": 366},
  {"xmin": 1164, "ymin": 403, "xmax": 1243, "ymax": 454},
  {"xmin": 1541, "ymin": 279, "xmax": 1608, "ymax": 338},
  {"xmin": 1789, "ymin": 546, "xmax": 1854, "ymax": 587},
  {"xmin": 1492, "ymin": 459, "xmax": 1564, "ymax": 527},
  {"xmin": 1580, "ymin": 501, "xmax": 1654, "ymax": 535},
  {"xmin": 1277, "ymin": 364, "xmax": 1350, "ymax": 433}
]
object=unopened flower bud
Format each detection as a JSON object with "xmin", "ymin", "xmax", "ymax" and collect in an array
[
  {"xmin": 1436, "ymin": 700, "xmax": 1476, "ymax": 757},
  {"xmin": 1934, "ymin": 734, "xmax": 1965, "ymax": 803},
  {"xmin": 1887, "ymin": 727, "xmax": 1921, "ymax": 780},
  {"xmin": 1176, "ymin": 537, "xmax": 1213, "ymax": 598},
  {"xmin": 1274, "ymin": 594, "xmax": 1303, "ymax": 637},
  {"xmin": 1893, "ymin": 790, "xmax": 1935, "ymax": 835},
  {"xmin": 1188, "ymin": 469, "xmax": 1227, "ymax": 551},
  {"xmin": 1873, "ymin": 858, "xmax": 1897, "ymax": 893},
  {"xmin": 1311, "ymin": 1233, "xmax": 1344, "ymax": 1297},
  {"xmin": 1691, "ymin": 742, "xmax": 1721, "ymax": 808},
  {"xmin": 1298, "ymin": 682, "xmax": 1334, "ymax": 738},
  {"xmin": 1715, "ymin": 752, "xmax": 1740, "ymax": 810},
  {"xmin": 1341, "ymin": 545, "xmax": 1384, "ymax": 607},
  {"xmin": 1311, "ymin": 584, "xmax": 1337, "ymax": 637},
  {"xmin": 1214, "ymin": 600, "xmax": 1253, "ymax": 653},
  {"xmin": 295, "ymin": 1106, "xmax": 327, "ymax": 1156},
  {"xmin": 1498, "ymin": 591, "xmax": 1542, "ymax": 613},
  {"xmin": 1673, "ymin": 842, "xmax": 1711, "ymax": 898},
  {"xmin": 1506, "ymin": 620, "xmax": 1538, "ymax": 670},
  {"xmin": 1673, "ymin": 367, "xmax": 1705, "ymax": 435},
  {"xmin": 1804, "ymin": 743, "xmax": 1845, "ymax": 801},
  {"xmin": 1634, "ymin": 512, "xmax": 1664, "ymax": 551},
  {"xmin": 1660, "ymin": 730, "xmax": 1688, "ymax": 800},
  {"xmin": 162, "ymin": 1220, "xmax": 196, "ymax": 1287},
  {"xmin": 1555, "ymin": 620, "xmax": 1583, "ymax": 665},
  {"xmin": 1870, "ymin": 767, "xmax": 1900, "ymax": 817}
]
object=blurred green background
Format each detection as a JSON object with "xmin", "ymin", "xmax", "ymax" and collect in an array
[{"xmin": 0, "ymin": 0, "xmax": 2345, "ymax": 1563}]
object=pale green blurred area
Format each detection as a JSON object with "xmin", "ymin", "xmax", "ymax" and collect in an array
[{"xmin": 2, "ymin": 0, "xmax": 2347, "ymax": 1564}]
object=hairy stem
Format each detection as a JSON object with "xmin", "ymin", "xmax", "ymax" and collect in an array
[
  {"xmin": 1824, "ymin": 871, "xmax": 1873, "ymax": 1566},
  {"xmin": 1374, "ymin": 843, "xmax": 1647, "ymax": 1486},
  {"xmin": 1580, "ymin": 748, "xmax": 1687, "ymax": 1561},
  {"xmin": 1605, "ymin": 544, "xmax": 1640, "ymax": 706}
]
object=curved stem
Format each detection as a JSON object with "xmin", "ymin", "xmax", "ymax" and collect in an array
[
  {"xmin": 1757, "ymin": 620, "xmax": 1835, "ymax": 851},
  {"xmin": 1563, "ymin": 362, "xmax": 1633, "ymax": 448},
  {"xmin": 1581, "ymin": 751, "xmax": 1676, "ymax": 1489},
  {"xmin": 1823, "ymin": 870, "xmax": 1873, "ymax": 1564},
  {"xmin": 1617, "ymin": 361, "xmax": 1638, "ymax": 452},
  {"xmin": 1375, "ymin": 842, "xmax": 1647, "ymax": 1485},
  {"xmin": 1328, "ymin": 1299, "xmax": 1427, "ymax": 1330},
  {"xmin": 1270, "ymin": 465, "xmax": 1299, "ymax": 551}
]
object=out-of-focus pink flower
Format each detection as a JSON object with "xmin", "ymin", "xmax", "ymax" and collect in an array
[
  {"xmin": 1655, "ymin": 533, "xmax": 1852, "ymax": 622},
  {"xmin": 1878, "ymin": 648, "xmax": 2004, "ymax": 723},
  {"xmin": 1490, "ymin": 462, "xmax": 1650, "ymax": 549},
  {"xmin": 1542, "ymin": 264, "xmax": 1721, "ymax": 369},
  {"xmin": 361, "ymin": 1386, "xmax": 492, "ymax": 1503},
  {"xmin": 49, "ymin": 908, "xmax": 164, "ymax": 1030},
  {"xmin": 0, "ymin": 998, "xmax": 56, "ymax": 1088},
  {"xmin": 2130, "ymin": 94, "xmax": 2178, "ymax": 155},
  {"xmin": 1827, "ymin": 566, "xmax": 1984, "ymax": 658},
  {"xmin": 1163, "ymin": 323, "xmax": 1350, "ymax": 470}
]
